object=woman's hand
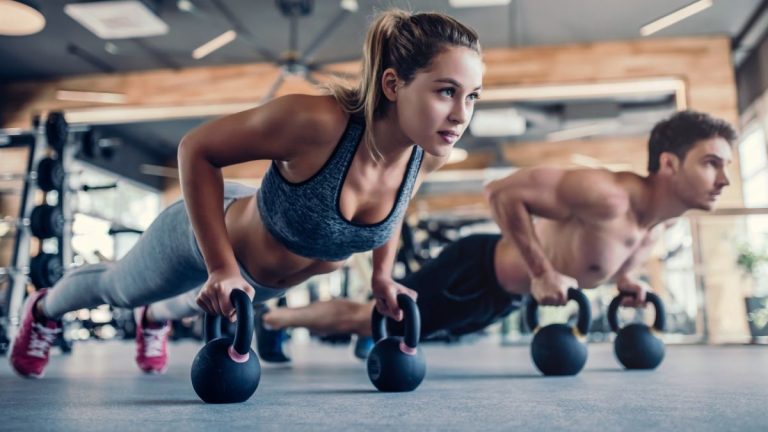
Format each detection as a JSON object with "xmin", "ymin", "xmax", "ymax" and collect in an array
[
  {"xmin": 196, "ymin": 268, "xmax": 255, "ymax": 321},
  {"xmin": 371, "ymin": 275, "xmax": 417, "ymax": 321}
]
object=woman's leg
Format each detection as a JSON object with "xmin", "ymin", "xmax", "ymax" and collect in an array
[
  {"xmin": 41, "ymin": 200, "xmax": 209, "ymax": 319},
  {"xmin": 11, "ymin": 200, "xmax": 208, "ymax": 378}
]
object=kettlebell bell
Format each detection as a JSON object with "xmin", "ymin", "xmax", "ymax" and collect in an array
[
  {"xmin": 191, "ymin": 289, "xmax": 261, "ymax": 403},
  {"xmin": 367, "ymin": 294, "xmax": 426, "ymax": 392},
  {"xmin": 526, "ymin": 287, "xmax": 592, "ymax": 376},
  {"xmin": 608, "ymin": 291, "xmax": 666, "ymax": 370}
]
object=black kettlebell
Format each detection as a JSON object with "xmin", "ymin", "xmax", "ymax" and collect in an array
[
  {"xmin": 191, "ymin": 289, "xmax": 261, "ymax": 403},
  {"xmin": 367, "ymin": 294, "xmax": 426, "ymax": 392},
  {"xmin": 526, "ymin": 287, "xmax": 592, "ymax": 376},
  {"xmin": 608, "ymin": 291, "xmax": 666, "ymax": 370}
]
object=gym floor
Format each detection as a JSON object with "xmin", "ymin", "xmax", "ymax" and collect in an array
[{"xmin": 1, "ymin": 339, "xmax": 766, "ymax": 431}]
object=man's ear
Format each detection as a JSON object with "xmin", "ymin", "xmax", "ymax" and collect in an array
[
  {"xmin": 381, "ymin": 68, "xmax": 400, "ymax": 102},
  {"xmin": 659, "ymin": 152, "xmax": 681, "ymax": 175}
]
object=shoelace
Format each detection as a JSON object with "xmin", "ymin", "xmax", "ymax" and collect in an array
[
  {"xmin": 142, "ymin": 326, "xmax": 169, "ymax": 358},
  {"xmin": 27, "ymin": 323, "xmax": 61, "ymax": 359}
]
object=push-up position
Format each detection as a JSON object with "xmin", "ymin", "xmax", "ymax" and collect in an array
[
  {"xmin": 257, "ymin": 110, "xmax": 736, "ymax": 359},
  {"xmin": 11, "ymin": 9, "xmax": 484, "ymax": 378}
]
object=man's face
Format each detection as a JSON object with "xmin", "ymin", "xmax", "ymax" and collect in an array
[{"xmin": 670, "ymin": 136, "xmax": 733, "ymax": 211}]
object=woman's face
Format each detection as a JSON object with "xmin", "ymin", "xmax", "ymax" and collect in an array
[{"xmin": 392, "ymin": 46, "xmax": 483, "ymax": 157}]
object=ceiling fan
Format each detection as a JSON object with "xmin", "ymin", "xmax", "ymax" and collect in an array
[{"xmin": 206, "ymin": 0, "xmax": 361, "ymax": 103}]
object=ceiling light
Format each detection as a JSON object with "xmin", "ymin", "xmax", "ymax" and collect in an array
[
  {"xmin": 104, "ymin": 42, "xmax": 119, "ymax": 55},
  {"xmin": 192, "ymin": 30, "xmax": 237, "ymax": 60},
  {"xmin": 0, "ymin": 0, "xmax": 45, "ymax": 36},
  {"xmin": 56, "ymin": 90, "xmax": 127, "ymax": 104},
  {"xmin": 64, "ymin": 0, "xmax": 168, "ymax": 40},
  {"xmin": 480, "ymin": 78, "xmax": 688, "ymax": 109},
  {"xmin": 547, "ymin": 122, "xmax": 618, "ymax": 142},
  {"xmin": 340, "ymin": 0, "xmax": 358, "ymax": 12},
  {"xmin": 449, "ymin": 0, "xmax": 511, "ymax": 8},
  {"xmin": 570, "ymin": 154, "xmax": 633, "ymax": 172},
  {"xmin": 177, "ymin": 0, "xmax": 195, "ymax": 13},
  {"xmin": 640, "ymin": 0, "xmax": 713, "ymax": 37}
]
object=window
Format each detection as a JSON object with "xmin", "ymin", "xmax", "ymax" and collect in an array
[{"xmin": 740, "ymin": 127, "xmax": 768, "ymax": 251}]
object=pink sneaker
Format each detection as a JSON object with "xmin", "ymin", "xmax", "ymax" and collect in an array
[
  {"xmin": 10, "ymin": 288, "xmax": 62, "ymax": 378},
  {"xmin": 134, "ymin": 306, "xmax": 170, "ymax": 374}
]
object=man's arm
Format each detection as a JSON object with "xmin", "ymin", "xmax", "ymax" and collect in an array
[
  {"xmin": 612, "ymin": 225, "xmax": 666, "ymax": 307},
  {"xmin": 484, "ymin": 167, "xmax": 629, "ymax": 304}
]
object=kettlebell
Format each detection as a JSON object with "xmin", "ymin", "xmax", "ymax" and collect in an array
[
  {"xmin": 191, "ymin": 289, "xmax": 261, "ymax": 403},
  {"xmin": 526, "ymin": 287, "xmax": 592, "ymax": 376},
  {"xmin": 608, "ymin": 291, "xmax": 666, "ymax": 370},
  {"xmin": 367, "ymin": 294, "xmax": 426, "ymax": 392}
]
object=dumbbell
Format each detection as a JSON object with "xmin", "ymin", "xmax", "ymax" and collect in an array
[
  {"xmin": 45, "ymin": 112, "xmax": 69, "ymax": 153},
  {"xmin": 37, "ymin": 157, "xmax": 65, "ymax": 192},
  {"xmin": 608, "ymin": 291, "xmax": 666, "ymax": 370},
  {"xmin": 43, "ymin": 112, "xmax": 120, "ymax": 160},
  {"xmin": 0, "ymin": 157, "xmax": 64, "ymax": 192},
  {"xmin": 28, "ymin": 253, "xmax": 64, "ymax": 288},
  {"xmin": 0, "ymin": 204, "xmax": 64, "ymax": 239},
  {"xmin": 526, "ymin": 288, "xmax": 592, "ymax": 376},
  {"xmin": 4, "ymin": 112, "xmax": 97, "ymax": 158},
  {"xmin": 30, "ymin": 204, "xmax": 64, "ymax": 239}
]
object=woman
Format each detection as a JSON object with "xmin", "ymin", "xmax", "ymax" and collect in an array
[{"xmin": 11, "ymin": 8, "xmax": 484, "ymax": 378}]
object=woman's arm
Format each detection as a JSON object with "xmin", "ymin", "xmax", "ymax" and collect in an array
[{"xmin": 178, "ymin": 94, "xmax": 345, "ymax": 316}]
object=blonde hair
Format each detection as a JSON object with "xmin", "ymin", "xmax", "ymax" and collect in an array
[{"xmin": 326, "ymin": 9, "xmax": 481, "ymax": 162}]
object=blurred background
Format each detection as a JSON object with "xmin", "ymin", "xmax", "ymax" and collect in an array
[{"xmin": 1, "ymin": 0, "xmax": 768, "ymax": 351}]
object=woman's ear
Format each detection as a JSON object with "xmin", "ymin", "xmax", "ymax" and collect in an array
[{"xmin": 381, "ymin": 68, "xmax": 400, "ymax": 102}]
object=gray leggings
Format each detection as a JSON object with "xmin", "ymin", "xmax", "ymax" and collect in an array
[{"xmin": 43, "ymin": 182, "xmax": 288, "ymax": 321}]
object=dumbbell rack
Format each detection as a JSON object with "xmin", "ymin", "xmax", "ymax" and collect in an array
[
  {"xmin": 0, "ymin": 112, "xmax": 76, "ymax": 353},
  {"xmin": 0, "ymin": 130, "xmax": 37, "ymax": 353}
]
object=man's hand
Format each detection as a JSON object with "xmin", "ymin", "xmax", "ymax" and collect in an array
[
  {"xmin": 531, "ymin": 270, "xmax": 577, "ymax": 306},
  {"xmin": 616, "ymin": 276, "xmax": 650, "ymax": 308}
]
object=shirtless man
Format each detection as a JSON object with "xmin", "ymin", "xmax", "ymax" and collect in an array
[{"xmin": 257, "ymin": 110, "xmax": 736, "ymax": 357}]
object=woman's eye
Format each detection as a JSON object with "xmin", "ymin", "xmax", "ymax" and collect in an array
[{"xmin": 439, "ymin": 88, "xmax": 455, "ymax": 97}]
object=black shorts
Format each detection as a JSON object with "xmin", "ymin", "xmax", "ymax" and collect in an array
[{"xmin": 390, "ymin": 233, "xmax": 523, "ymax": 339}]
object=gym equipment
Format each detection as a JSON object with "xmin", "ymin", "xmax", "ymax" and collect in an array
[
  {"xmin": 367, "ymin": 294, "xmax": 426, "ymax": 392},
  {"xmin": 608, "ymin": 291, "xmax": 666, "ymax": 370},
  {"xmin": 191, "ymin": 289, "xmax": 260, "ymax": 404},
  {"xmin": 29, "ymin": 253, "xmax": 63, "ymax": 289},
  {"xmin": 0, "ymin": 204, "xmax": 63, "ymax": 240},
  {"xmin": 80, "ymin": 129, "xmax": 120, "ymax": 160},
  {"xmin": 29, "ymin": 204, "xmax": 64, "ymax": 239},
  {"xmin": 36, "ymin": 157, "xmax": 64, "ymax": 192},
  {"xmin": 45, "ymin": 112, "xmax": 69, "ymax": 153},
  {"xmin": 526, "ymin": 288, "xmax": 592, "ymax": 376},
  {"xmin": 0, "ymin": 157, "xmax": 62, "ymax": 192}
]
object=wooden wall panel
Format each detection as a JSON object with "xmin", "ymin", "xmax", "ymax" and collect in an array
[{"xmin": 0, "ymin": 36, "xmax": 747, "ymax": 342}]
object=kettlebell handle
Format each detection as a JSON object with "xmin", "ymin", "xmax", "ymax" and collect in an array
[
  {"xmin": 203, "ymin": 289, "xmax": 254, "ymax": 356},
  {"xmin": 526, "ymin": 287, "xmax": 592, "ymax": 336},
  {"xmin": 371, "ymin": 294, "xmax": 421, "ymax": 350},
  {"xmin": 607, "ymin": 291, "xmax": 665, "ymax": 333}
]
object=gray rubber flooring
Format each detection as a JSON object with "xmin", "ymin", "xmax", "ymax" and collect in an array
[{"xmin": 1, "ymin": 339, "xmax": 766, "ymax": 431}]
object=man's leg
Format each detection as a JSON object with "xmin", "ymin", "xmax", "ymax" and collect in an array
[{"xmin": 263, "ymin": 298, "xmax": 375, "ymax": 337}]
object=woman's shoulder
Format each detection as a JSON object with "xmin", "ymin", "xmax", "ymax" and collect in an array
[{"xmin": 268, "ymin": 94, "xmax": 350, "ymax": 144}]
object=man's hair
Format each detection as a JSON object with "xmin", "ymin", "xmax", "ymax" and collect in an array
[{"xmin": 647, "ymin": 110, "xmax": 737, "ymax": 173}]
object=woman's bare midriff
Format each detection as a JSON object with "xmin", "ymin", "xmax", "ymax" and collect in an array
[{"xmin": 224, "ymin": 196, "xmax": 346, "ymax": 289}]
